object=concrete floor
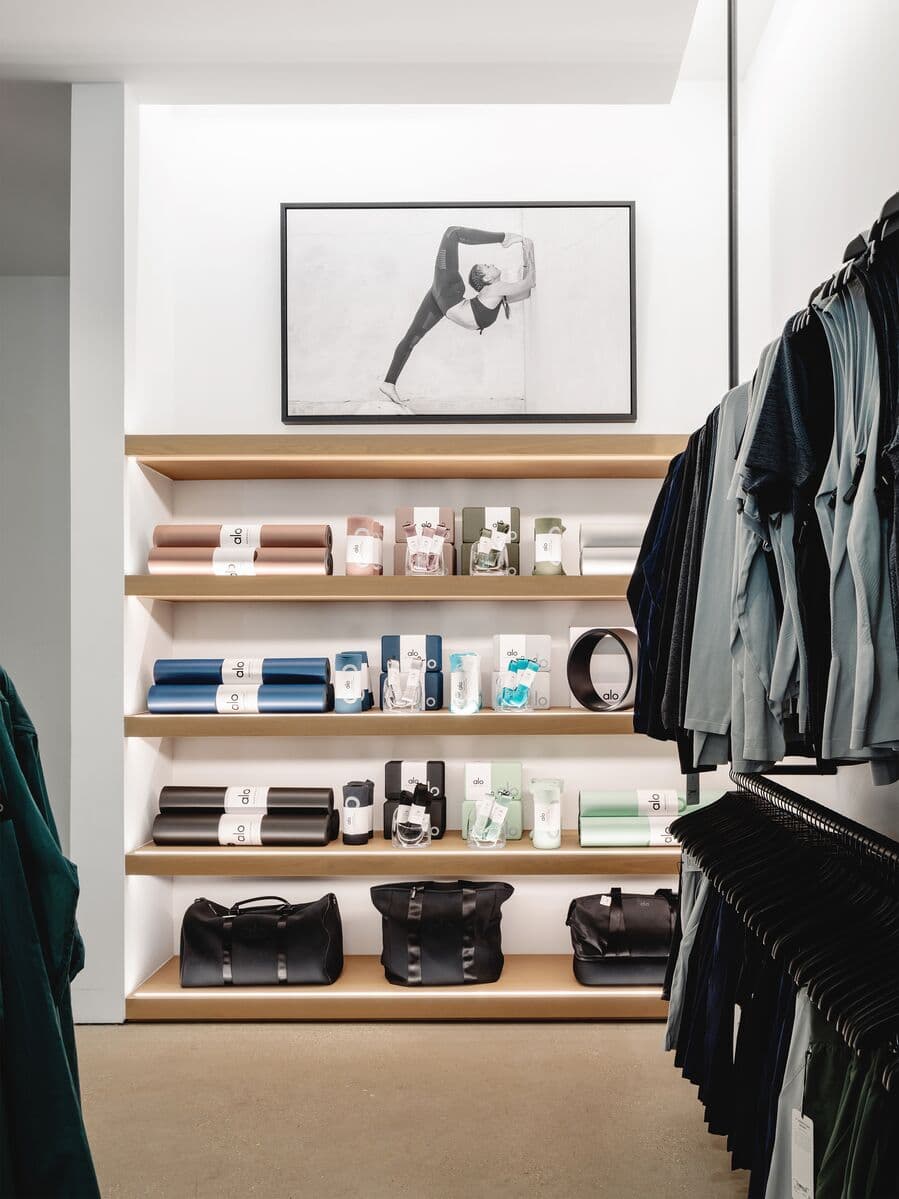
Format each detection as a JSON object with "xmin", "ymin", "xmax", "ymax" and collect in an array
[{"xmin": 78, "ymin": 1024, "xmax": 748, "ymax": 1199}]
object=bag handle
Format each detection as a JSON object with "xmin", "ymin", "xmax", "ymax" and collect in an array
[
  {"xmin": 608, "ymin": 888, "xmax": 629, "ymax": 958},
  {"xmin": 229, "ymin": 895, "xmax": 290, "ymax": 914},
  {"xmin": 406, "ymin": 885, "xmax": 424, "ymax": 985},
  {"xmin": 461, "ymin": 884, "xmax": 478, "ymax": 983}
]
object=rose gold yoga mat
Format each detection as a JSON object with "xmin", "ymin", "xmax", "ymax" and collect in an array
[
  {"xmin": 255, "ymin": 547, "xmax": 333, "ymax": 575},
  {"xmin": 152, "ymin": 524, "xmax": 332, "ymax": 548},
  {"xmin": 147, "ymin": 547, "xmax": 332, "ymax": 575}
]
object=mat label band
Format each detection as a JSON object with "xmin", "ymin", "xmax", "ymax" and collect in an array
[
  {"xmin": 212, "ymin": 547, "xmax": 256, "ymax": 576},
  {"xmin": 224, "ymin": 786, "xmax": 270, "ymax": 813},
  {"xmin": 220, "ymin": 524, "xmax": 262, "ymax": 549},
  {"xmin": 222, "ymin": 657, "xmax": 264, "ymax": 685},
  {"xmin": 217, "ymin": 814, "xmax": 264, "ymax": 845},
  {"xmin": 215, "ymin": 685, "xmax": 261, "ymax": 714}
]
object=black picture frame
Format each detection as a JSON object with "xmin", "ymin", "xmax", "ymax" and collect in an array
[{"xmin": 281, "ymin": 200, "xmax": 637, "ymax": 425}]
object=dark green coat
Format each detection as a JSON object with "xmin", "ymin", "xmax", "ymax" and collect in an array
[{"xmin": 0, "ymin": 668, "xmax": 99, "ymax": 1196}]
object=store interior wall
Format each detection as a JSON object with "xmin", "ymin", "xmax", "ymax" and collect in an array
[
  {"xmin": 0, "ymin": 82, "xmax": 72, "ymax": 847},
  {"xmin": 738, "ymin": 0, "xmax": 899, "ymax": 837},
  {"xmin": 132, "ymin": 84, "xmax": 727, "ymax": 434}
]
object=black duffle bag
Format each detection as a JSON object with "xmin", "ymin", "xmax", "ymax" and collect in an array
[
  {"xmin": 370, "ymin": 880, "xmax": 514, "ymax": 986},
  {"xmin": 180, "ymin": 893, "xmax": 344, "ymax": 987},
  {"xmin": 566, "ymin": 887, "xmax": 677, "ymax": 985}
]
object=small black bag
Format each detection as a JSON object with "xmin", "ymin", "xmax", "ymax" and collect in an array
[
  {"xmin": 180, "ymin": 894, "xmax": 344, "ymax": 987},
  {"xmin": 566, "ymin": 887, "xmax": 677, "ymax": 986},
  {"xmin": 370, "ymin": 880, "xmax": 514, "ymax": 986}
]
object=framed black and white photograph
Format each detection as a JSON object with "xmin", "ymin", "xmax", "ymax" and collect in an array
[{"xmin": 281, "ymin": 201, "xmax": 636, "ymax": 424}]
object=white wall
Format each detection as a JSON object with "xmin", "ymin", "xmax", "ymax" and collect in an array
[
  {"xmin": 739, "ymin": 0, "xmax": 899, "ymax": 838},
  {"xmin": 69, "ymin": 83, "xmax": 133, "ymax": 1021},
  {"xmin": 132, "ymin": 87, "xmax": 727, "ymax": 434},
  {"xmin": 739, "ymin": 0, "xmax": 899, "ymax": 367},
  {"xmin": 0, "ymin": 276, "xmax": 71, "ymax": 845},
  {"xmin": 111, "ymin": 88, "xmax": 732, "ymax": 1006}
]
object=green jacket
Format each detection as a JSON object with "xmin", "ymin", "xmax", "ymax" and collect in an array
[{"xmin": 0, "ymin": 668, "xmax": 99, "ymax": 1196}]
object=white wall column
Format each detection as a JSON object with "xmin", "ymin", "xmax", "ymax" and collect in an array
[{"xmin": 69, "ymin": 83, "xmax": 133, "ymax": 1021}]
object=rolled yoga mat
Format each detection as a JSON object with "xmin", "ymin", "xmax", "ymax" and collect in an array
[
  {"xmin": 158, "ymin": 785, "xmax": 334, "ymax": 814},
  {"xmin": 580, "ymin": 547, "xmax": 640, "ymax": 576},
  {"xmin": 147, "ymin": 546, "xmax": 333, "ymax": 575},
  {"xmin": 255, "ymin": 547, "xmax": 333, "ymax": 575},
  {"xmin": 579, "ymin": 517, "xmax": 647, "ymax": 548},
  {"xmin": 577, "ymin": 816, "xmax": 677, "ymax": 847},
  {"xmin": 147, "ymin": 683, "xmax": 334, "ymax": 714},
  {"xmin": 153, "ymin": 658, "xmax": 331, "ymax": 686},
  {"xmin": 152, "ymin": 810, "xmax": 338, "ymax": 846},
  {"xmin": 579, "ymin": 790, "xmax": 685, "ymax": 818},
  {"xmin": 152, "ymin": 524, "xmax": 332, "ymax": 549}
]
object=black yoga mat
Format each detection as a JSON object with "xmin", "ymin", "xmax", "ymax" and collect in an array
[
  {"xmin": 158, "ymin": 786, "xmax": 334, "ymax": 813},
  {"xmin": 152, "ymin": 811, "xmax": 338, "ymax": 846}
]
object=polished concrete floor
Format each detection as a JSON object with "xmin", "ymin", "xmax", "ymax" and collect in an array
[{"xmin": 78, "ymin": 1024, "xmax": 748, "ymax": 1198}]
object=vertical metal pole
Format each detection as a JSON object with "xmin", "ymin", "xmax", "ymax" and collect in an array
[
  {"xmin": 685, "ymin": 0, "xmax": 738, "ymax": 803},
  {"xmin": 727, "ymin": 0, "xmax": 739, "ymax": 387}
]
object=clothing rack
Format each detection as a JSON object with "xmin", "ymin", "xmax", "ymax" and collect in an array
[{"xmin": 729, "ymin": 769, "xmax": 899, "ymax": 894}]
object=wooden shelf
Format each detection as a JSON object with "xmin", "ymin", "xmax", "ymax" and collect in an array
[
  {"xmin": 125, "ymin": 831, "xmax": 679, "ymax": 877},
  {"xmin": 125, "ymin": 574, "xmax": 632, "ymax": 602},
  {"xmin": 125, "ymin": 434, "xmax": 686, "ymax": 480},
  {"xmin": 126, "ymin": 955, "xmax": 667, "ymax": 1021},
  {"xmin": 124, "ymin": 709, "xmax": 635, "ymax": 738}
]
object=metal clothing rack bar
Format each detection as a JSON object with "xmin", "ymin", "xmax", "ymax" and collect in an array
[{"xmin": 730, "ymin": 769, "xmax": 899, "ymax": 891}]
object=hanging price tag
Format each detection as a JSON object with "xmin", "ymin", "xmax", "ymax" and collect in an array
[{"xmin": 791, "ymin": 1110, "xmax": 814, "ymax": 1199}]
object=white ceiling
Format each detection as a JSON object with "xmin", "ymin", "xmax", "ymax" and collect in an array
[{"xmin": 0, "ymin": 0, "xmax": 701, "ymax": 102}]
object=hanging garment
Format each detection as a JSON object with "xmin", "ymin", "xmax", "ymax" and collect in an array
[
  {"xmin": 628, "ymin": 452, "xmax": 686, "ymax": 734},
  {"xmin": 729, "ymin": 340, "xmax": 787, "ymax": 770},
  {"xmin": 764, "ymin": 988, "xmax": 815, "ymax": 1199},
  {"xmin": 683, "ymin": 384, "xmax": 749, "ymax": 762},
  {"xmin": 664, "ymin": 852, "xmax": 710, "ymax": 1051},
  {"xmin": 742, "ymin": 312, "xmax": 836, "ymax": 755},
  {"xmin": 0, "ymin": 667, "xmax": 99, "ymax": 1197}
]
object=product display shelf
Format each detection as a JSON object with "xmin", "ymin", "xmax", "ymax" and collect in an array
[
  {"xmin": 126, "ymin": 832, "xmax": 679, "ymax": 877},
  {"xmin": 126, "ymin": 955, "xmax": 667, "ymax": 1021},
  {"xmin": 125, "ymin": 574, "xmax": 632, "ymax": 602},
  {"xmin": 124, "ymin": 710, "xmax": 636, "ymax": 738},
  {"xmin": 126, "ymin": 433, "xmax": 687, "ymax": 481},
  {"xmin": 125, "ymin": 433, "xmax": 671, "ymax": 1023}
]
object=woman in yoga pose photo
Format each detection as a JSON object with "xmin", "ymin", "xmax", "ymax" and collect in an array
[{"xmin": 379, "ymin": 225, "xmax": 536, "ymax": 409}]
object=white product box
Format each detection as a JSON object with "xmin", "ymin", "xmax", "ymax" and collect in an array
[{"xmin": 492, "ymin": 634, "xmax": 553, "ymax": 673}]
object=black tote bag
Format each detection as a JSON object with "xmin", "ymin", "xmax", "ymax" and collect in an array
[
  {"xmin": 566, "ymin": 888, "xmax": 677, "ymax": 985},
  {"xmin": 180, "ymin": 894, "xmax": 344, "ymax": 986},
  {"xmin": 370, "ymin": 880, "xmax": 514, "ymax": 986}
]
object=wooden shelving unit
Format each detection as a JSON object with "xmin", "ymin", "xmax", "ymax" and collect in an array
[
  {"xmin": 126, "ymin": 831, "xmax": 679, "ymax": 877},
  {"xmin": 124, "ymin": 432, "xmax": 679, "ymax": 1022},
  {"xmin": 125, "ymin": 433, "xmax": 686, "ymax": 480},
  {"xmin": 125, "ymin": 709, "xmax": 635, "ymax": 738},
  {"xmin": 126, "ymin": 955, "xmax": 667, "ymax": 1021},
  {"xmin": 125, "ymin": 574, "xmax": 632, "ymax": 603}
]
